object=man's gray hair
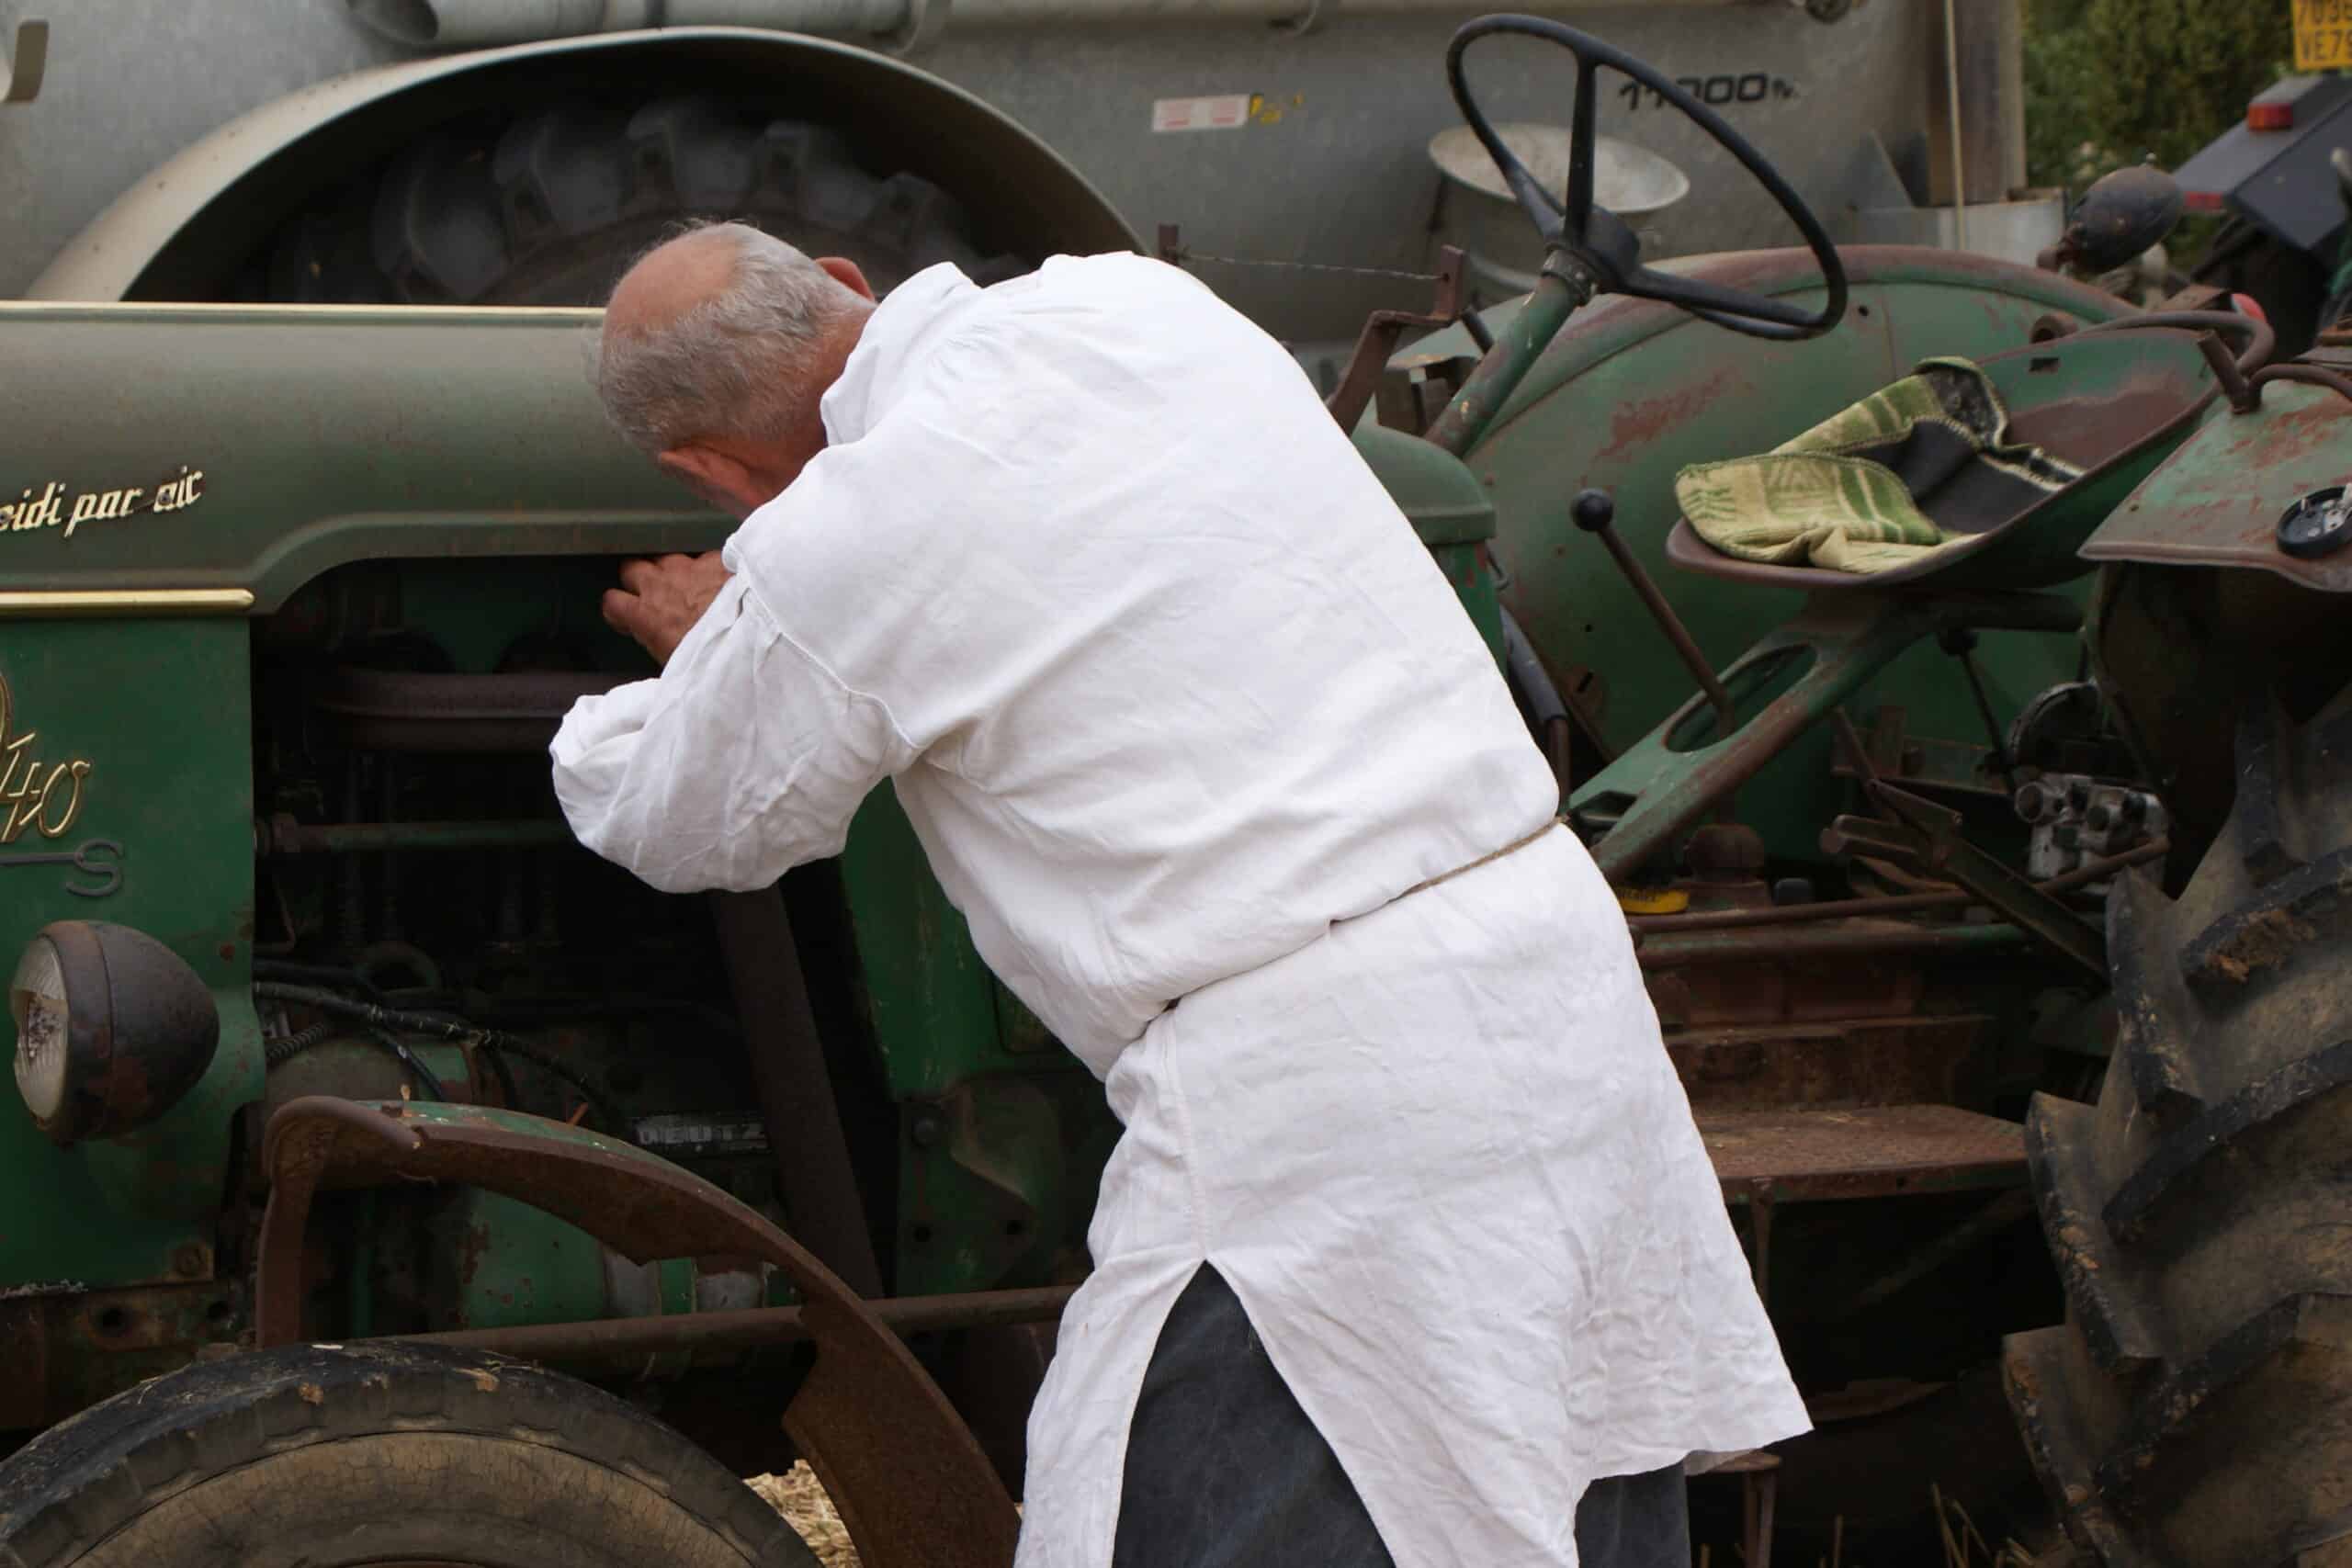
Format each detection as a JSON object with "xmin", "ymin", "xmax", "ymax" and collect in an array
[{"xmin": 594, "ymin": 221, "xmax": 868, "ymax": 454}]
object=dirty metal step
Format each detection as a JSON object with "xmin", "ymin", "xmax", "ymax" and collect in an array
[{"xmin": 1697, "ymin": 1103, "xmax": 2027, "ymax": 1204}]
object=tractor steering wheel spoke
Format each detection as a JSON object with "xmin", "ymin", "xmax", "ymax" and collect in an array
[
  {"xmin": 1445, "ymin": 13, "xmax": 1847, "ymax": 341},
  {"xmin": 1562, "ymin": 55, "xmax": 1600, "ymax": 239},
  {"xmin": 1623, "ymin": 265, "xmax": 1825, "ymax": 338}
]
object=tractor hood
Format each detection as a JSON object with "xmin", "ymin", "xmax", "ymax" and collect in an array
[
  {"xmin": 2080, "ymin": 376, "xmax": 2352, "ymax": 593},
  {"xmin": 0, "ymin": 302, "xmax": 1480, "ymax": 615}
]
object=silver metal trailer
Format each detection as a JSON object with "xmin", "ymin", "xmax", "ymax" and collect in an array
[{"xmin": 0, "ymin": 0, "xmax": 1998, "ymax": 341}]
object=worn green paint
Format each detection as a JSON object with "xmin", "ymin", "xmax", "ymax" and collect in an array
[
  {"xmin": 1426, "ymin": 272, "xmax": 1583, "ymax": 457},
  {"xmin": 425, "ymin": 1187, "xmax": 612, "ymax": 1331},
  {"xmin": 898, "ymin": 1078, "xmax": 1069, "ymax": 1296},
  {"xmin": 1408, "ymin": 250, "xmax": 2146, "ymax": 865},
  {"xmin": 1556, "ymin": 323, "xmax": 2216, "ymax": 877},
  {"xmin": 1351, "ymin": 422, "xmax": 1504, "ymax": 658},
  {"xmin": 0, "ymin": 307, "xmax": 722, "ymax": 609},
  {"xmin": 2082, "ymin": 379, "xmax": 2352, "ymax": 590},
  {"xmin": 1571, "ymin": 591, "xmax": 2084, "ymax": 881},
  {"xmin": 0, "ymin": 617, "xmax": 258, "ymax": 1290},
  {"xmin": 837, "ymin": 786, "xmax": 1015, "ymax": 1103}
]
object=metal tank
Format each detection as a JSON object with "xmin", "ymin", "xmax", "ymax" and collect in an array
[{"xmin": 2, "ymin": 0, "xmax": 1951, "ymax": 341}]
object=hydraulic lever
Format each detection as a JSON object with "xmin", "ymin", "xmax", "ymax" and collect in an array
[{"xmin": 1571, "ymin": 487, "xmax": 1735, "ymax": 739}]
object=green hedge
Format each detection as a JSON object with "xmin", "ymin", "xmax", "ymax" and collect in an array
[{"xmin": 2026, "ymin": 0, "xmax": 2293, "ymax": 187}]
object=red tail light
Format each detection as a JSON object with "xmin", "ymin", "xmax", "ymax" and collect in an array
[{"xmin": 2248, "ymin": 100, "xmax": 2296, "ymax": 131}]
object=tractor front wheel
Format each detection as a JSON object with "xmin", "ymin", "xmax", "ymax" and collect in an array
[{"xmin": 0, "ymin": 1340, "xmax": 819, "ymax": 1568}]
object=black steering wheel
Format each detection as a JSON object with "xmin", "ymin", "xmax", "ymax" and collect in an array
[{"xmin": 1447, "ymin": 16, "xmax": 1848, "ymax": 341}]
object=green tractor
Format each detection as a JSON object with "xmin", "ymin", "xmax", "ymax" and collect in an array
[{"xmin": 0, "ymin": 17, "xmax": 2344, "ymax": 1568}]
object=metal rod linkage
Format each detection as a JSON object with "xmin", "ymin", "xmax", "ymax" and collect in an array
[
  {"xmin": 260, "ymin": 818, "xmax": 576, "ymax": 854},
  {"xmin": 392, "ymin": 1284, "xmax": 1079, "ymax": 1363},
  {"xmin": 1629, "ymin": 838, "xmax": 2166, "ymax": 937}
]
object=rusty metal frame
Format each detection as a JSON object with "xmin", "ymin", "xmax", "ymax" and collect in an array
[
  {"xmin": 256, "ymin": 1096, "xmax": 1019, "ymax": 1568},
  {"xmin": 1823, "ymin": 781, "xmax": 2109, "ymax": 980},
  {"xmin": 1629, "ymin": 837, "xmax": 2166, "ymax": 936},
  {"xmin": 1322, "ymin": 247, "xmax": 1469, "ymax": 434}
]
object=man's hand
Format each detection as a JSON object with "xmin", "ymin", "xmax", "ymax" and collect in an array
[{"xmin": 604, "ymin": 552, "xmax": 733, "ymax": 667}]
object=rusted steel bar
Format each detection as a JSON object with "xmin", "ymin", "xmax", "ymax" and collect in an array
[
  {"xmin": 395, "ymin": 1284, "xmax": 1079, "ymax": 1362},
  {"xmin": 1831, "ymin": 782, "xmax": 2107, "ymax": 979},
  {"xmin": 1637, "ymin": 919, "xmax": 2031, "ymax": 970},
  {"xmin": 2199, "ymin": 331, "xmax": 2259, "ymax": 413},
  {"xmin": 1629, "ymin": 838, "xmax": 2166, "ymax": 937},
  {"xmin": 1322, "ymin": 246, "xmax": 1467, "ymax": 434},
  {"xmin": 256, "ymin": 1097, "xmax": 1020, "ymax": 1568}
]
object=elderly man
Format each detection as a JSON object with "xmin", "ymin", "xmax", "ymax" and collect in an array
[{"xmin": 551, "ymin": 221, "xmax": 1804, "ymax": 1568}]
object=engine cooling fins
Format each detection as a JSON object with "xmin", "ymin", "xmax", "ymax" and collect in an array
[
  {"xmin": 2007, "ymin": 686, "xmax": 2352, "ymax": 1567},
  {"xmin": 270, "ymin": 94, "xmax": 1022, "ymax": 307}
]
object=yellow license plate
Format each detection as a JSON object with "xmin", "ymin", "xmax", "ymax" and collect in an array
[{"xmin": 2297, "ymin": 0, "xmax": 2352, "ymax": 72}]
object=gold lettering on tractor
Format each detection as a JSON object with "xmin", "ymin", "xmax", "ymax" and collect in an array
[
  {"xmin": 0, "ymin": 673, "xmax": 92, "ymax": 842},
  {"xmin": 2, "ymin": 467, "xmax": 205, "ymax": 541}
]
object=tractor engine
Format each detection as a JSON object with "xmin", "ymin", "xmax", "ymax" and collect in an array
[{"xmin": 243, "ymin": 552, "xmax": 870, "ymax": 1340}]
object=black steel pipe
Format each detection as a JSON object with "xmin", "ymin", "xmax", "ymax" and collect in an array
[
  {"xmin": 260, "ymin": 818, "xmax": 575, "ymax": 854},
  {"xmin": 392, "ymin": 1284, "xmax": 1077, "ymax": 1363},
  {"xmin": 2251, "ymin": 361, "xmax": 2352, "ymax": 408}
]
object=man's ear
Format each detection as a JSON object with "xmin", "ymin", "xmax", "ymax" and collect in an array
[
  {"xmin": 656, "ymin": 445, "xmax": 771, "ymax": 521},
  {"xmin": 817, "ymin": 255, "xmax": 876, "ymax": 301}
]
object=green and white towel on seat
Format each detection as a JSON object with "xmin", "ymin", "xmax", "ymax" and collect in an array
[{"xmin": 1672, "ymin": 356, "xmax": 2084, "ymax": 575}]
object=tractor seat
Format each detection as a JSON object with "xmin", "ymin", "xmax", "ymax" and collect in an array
[{"xmin": 1665, "ymin": 328, "xmax": 2219, "ymax": 596}]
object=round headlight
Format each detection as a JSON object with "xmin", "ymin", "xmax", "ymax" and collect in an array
[
  {"xmin": 9, "ymin": 937, "xmax": 70, "ymax": 1122},
  {"xmin": 7, "ymin": 922, "xmax": 219, "ymax": 1145}
]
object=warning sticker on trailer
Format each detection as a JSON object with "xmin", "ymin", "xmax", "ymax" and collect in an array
[{"xmin": 1152, "ymin": 95, "xmax": 1253, "ymax": 132}]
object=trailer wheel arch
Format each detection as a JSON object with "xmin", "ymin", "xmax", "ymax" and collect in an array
[{"xmin": 28, "ymin": 26, "xmax": 1136, "ymax": 304}]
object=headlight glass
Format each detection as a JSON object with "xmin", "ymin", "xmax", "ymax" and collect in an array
[{"xmin": 10, "ymin": 936, "xmax": 69, "ymax": 1122}]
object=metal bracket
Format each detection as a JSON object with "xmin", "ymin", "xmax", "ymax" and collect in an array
[
  {"xmin": 1323, "ymin": 245, "xmax": 1467, "ymax": 433},
  {"xmin": 4, "ymin": 20, "xmax": 46, "ymax": 106},
  {"xmin": 256, "ymin": 1097, "xmax": 1018, "ymax": 1568},
  {"xmin": 1821, "ymin": 781, "xmax": 2109, "ymax": 980}
]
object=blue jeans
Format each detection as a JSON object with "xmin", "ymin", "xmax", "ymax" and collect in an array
[{"xmin": 1112, "ymin": 1265, "xmax": 1691, "ymax": 1568}]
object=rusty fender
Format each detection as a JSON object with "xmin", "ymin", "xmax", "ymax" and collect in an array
[{"xmin": 257, "ymin": 1096, "xmax": 1020, "ymax": 1568}]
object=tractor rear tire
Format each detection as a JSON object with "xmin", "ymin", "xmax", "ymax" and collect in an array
[
  {"xmin": 265, "ymin": 95, "xmax": 1016, "ymax": 306},
  {"xmin": 2006, "ymin": 683, "xmax": 2352, "ymax": 1566},
  {"xmin": 0, "ymin": 1340, "xmax": 819, "ymax": 1567}
]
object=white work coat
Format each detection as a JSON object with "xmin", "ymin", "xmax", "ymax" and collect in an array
[{"xmin": 552, "ymin": 254, "xmax": 1807, "ymax": 1567}]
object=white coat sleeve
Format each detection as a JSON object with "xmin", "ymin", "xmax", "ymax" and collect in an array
[{"xmin": 548, "ymin": 572, "xmax": 918, "ymax": 893}]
